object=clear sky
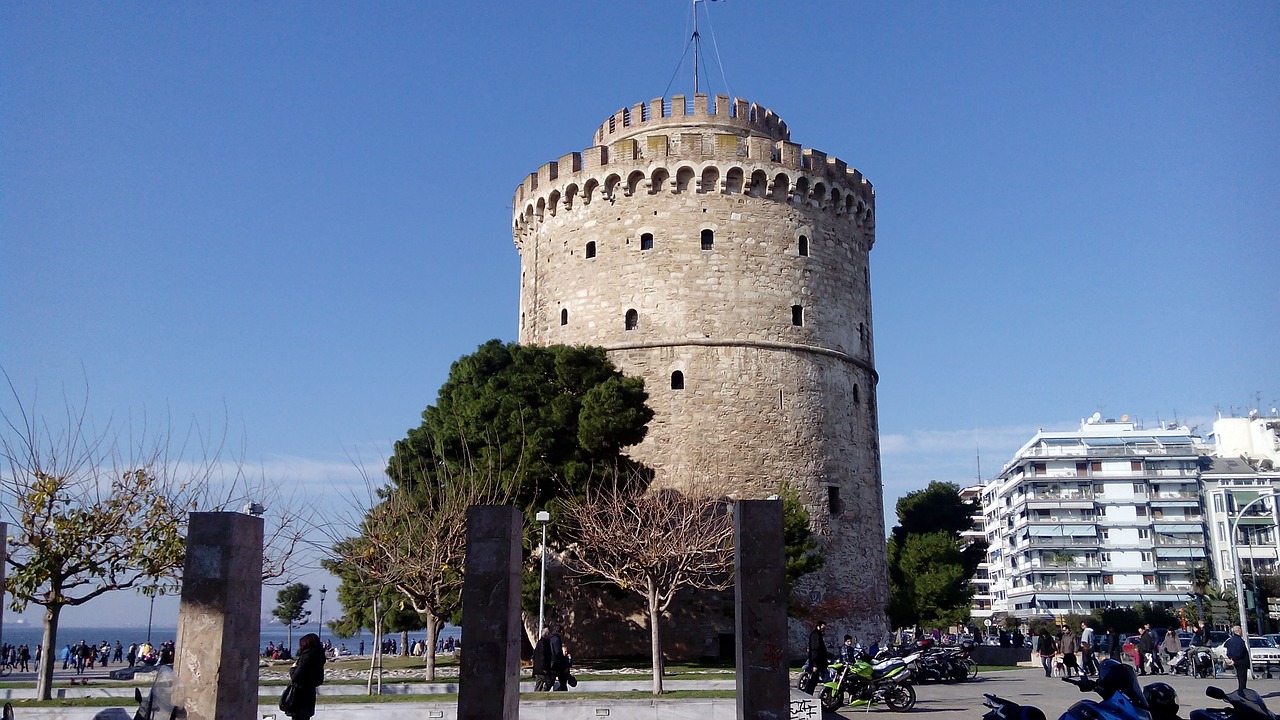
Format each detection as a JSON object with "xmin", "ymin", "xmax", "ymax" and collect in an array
[{"xmin": 3, "ymin": 1, "xmax": 1277, "ymax": 628}]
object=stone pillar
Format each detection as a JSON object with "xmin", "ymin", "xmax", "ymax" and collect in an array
[
  {"xmin": 175, "ymin": 512, "xmax": 263, "ymax": 720},
  {"xmin": 735, "ymin": 499, "xmax": 789, "ymax": 720},
  {"xmin": 457, "ymin": 505, "xmax": 523, "ymax": 720}
]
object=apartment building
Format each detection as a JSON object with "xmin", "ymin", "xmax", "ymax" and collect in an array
[
  {"xmin": 981, "ymin": 416, "xmax": 1204, "ymax": 620},
  {"xmin": 1202, "ymin": 415, "xmax": 1280, "ymax": 592}
]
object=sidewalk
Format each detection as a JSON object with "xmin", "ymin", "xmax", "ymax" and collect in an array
[{"xmin": 10, "ymin": 668, "xmax": 1280, "ymax": 720}]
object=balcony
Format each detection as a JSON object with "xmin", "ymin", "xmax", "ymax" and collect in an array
[{"xmin": 1028, "ymin": 536, "xmax": 1101, "ymax": 547}]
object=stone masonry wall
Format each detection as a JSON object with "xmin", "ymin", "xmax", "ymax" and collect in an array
[{"xmin": 513, "ymin": 95, "xmax": 890, "ymax": 651}]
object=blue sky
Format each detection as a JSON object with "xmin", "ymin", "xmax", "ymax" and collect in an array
[{"xmin": 3, "ymin": 2, "xmax": 1277, "ymax": 628}]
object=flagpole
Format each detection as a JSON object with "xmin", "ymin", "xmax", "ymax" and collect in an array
[{"xmin": 692, "ymin": 0, "xmax": 701, "ymax": 94}]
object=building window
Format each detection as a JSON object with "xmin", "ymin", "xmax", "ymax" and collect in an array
[
  {"xmin": 1131, "ymin": 460, "xmax": 1143, "ymax": 472},
  {"xmin": 1138, "ymin": 528, "xmax": 1150, "ymax": 539},
  {"xmin": 701, "ymin": 229, "xmax": 714, "ymax": 250},
  {"xmin": 1103, "ymin": 574, "xmax": 1114, "ymax": 585},
  {"xmin": 828, "ymin": 486, "xmax": 841, "ymax": 515},
  {"xmin": 585, "ymin": 241, "xmax": 596, "ymax": 258},
  {"xmin": 560, "ymin": 308, "xmax": 568, "ymax": 326},
  {"xmin": 1141, "ymin": 551, "xmax": 1153, "ymax": 562},
  {"xmin": 1213, "ymin": 495, "xmax": 1224, "ymax": 513},
  {"xmin": 1033, "ymin": 463, "xmax": 1046, "ymax": 476},
  {"xmin": 1100, "ymin": 552, "xmax": 1111, "ymax": 562},
  {"xmin": 625, "ymin": 309, "xmax": 638, "ymax": 331},
  {"xmin": 671, "ymin": 371, "xmax": 684, "ymax": 390},
  {"xmin": 792, "ymin": 305, "xmax": 804, "ymax": 326},
  {"xmin": 1091, "ymin": 461, "xmax": 1102, "ymax": 472},
  {"xmin": 1077, "ymin": 462, "xmax": 1088, "ymax": 477},
  {"xmin": 853, "ymin": 384, "xmax": 860, "ymax": 404},
  {"xmin": 798, "ymin": 234, "xmax": 809, "ymax": 256},
  {"xmin": 641, "ymin": 233, "xmax": 653, "ymax": 250},
  {"xmin": 1137, "ymin": 506, "xmax": 1147, "ymax": 517}
]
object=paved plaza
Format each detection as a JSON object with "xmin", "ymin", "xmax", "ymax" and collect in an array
[{"xmin": 8, "ymin": 667, "xmax": 1280, "ymax": 719}]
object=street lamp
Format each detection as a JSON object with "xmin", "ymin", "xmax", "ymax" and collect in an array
[
  {"xmin": 319, "ymin": 585, "xmax": 327, "ymax": 645},
  {"xmin": 536, "ymin": 511, "xmax": 550, "ymax": 635},
  {"xmin": 1226, "ymin": 491, "xmax": 1276, "ymax": 648}
]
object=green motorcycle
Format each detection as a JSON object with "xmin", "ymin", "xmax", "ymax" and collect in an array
[{"xmin": 819, "ymin": 655, "xmax": 917, "ymax": 712}]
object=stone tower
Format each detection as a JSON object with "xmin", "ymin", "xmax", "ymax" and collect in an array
[{"xmin": 512, "ymin": 94, "xmax": 888, "ymax": 645}]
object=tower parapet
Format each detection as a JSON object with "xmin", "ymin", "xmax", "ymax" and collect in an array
[{"xmin": 512, "ymin": 96, "xmax": 874, "ymax": 247}]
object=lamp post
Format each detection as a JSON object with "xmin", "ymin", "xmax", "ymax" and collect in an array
[
  {"xmin": 1226, "ymin": 491, "xmax": 1276, "ymax": 647},
  {"xmin": 536, "ymin": 510, "xmax": 550, "ymax": 635},
  {"xmin": 319, "ymin": 585, "xmax": 327, "ymax": 645}
]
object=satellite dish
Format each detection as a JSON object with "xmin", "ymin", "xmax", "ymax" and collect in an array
[{"xmin": 1090, "ymin": 412, "xmax": 1102, "ymax": 423}]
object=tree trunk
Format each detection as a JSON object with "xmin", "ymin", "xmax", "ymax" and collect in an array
[
  {"xmin": 648, "ymin": 583, "xmax": 664, "ymax": 695},
  {"xmin": 367, "ymin": 600, "xmax": 381, "ymax": 696},
  {"xmin": 401, "ymin": 629, "xmax": 409, "ymax": 657},
  {"xmin": 424, "ymin": 611, "xmax": 439, "ymax": 681},
  {"xmin": 37, "ymin": 604, "xmax": 61, "ymax": 701}
]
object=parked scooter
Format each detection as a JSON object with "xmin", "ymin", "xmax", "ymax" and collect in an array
[{"xmin": 1189, "ymin": 685, "xmax": 1277, "ymax": 720}]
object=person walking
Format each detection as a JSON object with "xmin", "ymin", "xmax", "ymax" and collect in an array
[
  {"xmin": 1137, "ymin": 625, "xmax": 1156, "ymax": 675},
  {"xmin": 532, "ymin": 627, "xmax": 555, "ymax": 691},
  {"xmin": 549, "ymin": 626, "xmax": 572, "ymax": 691},
  {"xmin": 1225, "ymin": 625, "xmax": 1249, "ymax": 693},
  {"xmin": 1162, "ymin": 627, "xmax": 1181, "ymax": 669},
  {"xmin": 1038, "ymin": 627, "xmax": 1058, "ymax": 677},
  {"xmin": 806, "ymin": 621, "xmax": 830, "ymax": 692},
  {"xmin": 1060, "ymin": 625, "xmax": 1079, "ymax": 678},
  {"xmin": 1080, "ymin": 622, "xmax": 1097, "ymax": 678},
  {"xmin": 284, "ymin": 632, "xmax": 326, "ymax": 720},
  {"xmin": 1107, "ymin": 627, "xmax": 1120, "ymax": 661}
]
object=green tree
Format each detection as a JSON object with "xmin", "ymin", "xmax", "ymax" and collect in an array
[
  {"xmin": 886, "ymin": 482, "xmax": 987, "ymax": 629},
  {"xmin": 387, "ymin": 340, "xmax": 653, "ymax": 515},
  {"xmin": 273, "ymin": 582, "xmax": 312, "ymax": 650},
  {"xmin": 780, "ymin": 483, "xmax": 824, "ymax": 612}
]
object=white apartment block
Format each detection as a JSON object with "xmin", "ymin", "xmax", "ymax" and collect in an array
[
  {"xmin": 979, "ymin": 417, "xmax": 1204, "ymax": 620},
  {"xmin": 972, "ymin": 412, "xmax": 1280, "ymax": 622},
  {"xmin": 1202, "ymin": 416, "xmax": 1280, "ymax": 592}
]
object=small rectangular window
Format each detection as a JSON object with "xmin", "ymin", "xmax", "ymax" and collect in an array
[
  {"xmin": 792, "ymin": 305, "xmax": 804, "ymax": 326},
  {"xmin": 641, "ymin": 233, "xmax": 653, "ymax": 250},
  {"xmin": 827, "ymin": 486, "xmax": 841, "ymax": 515}
]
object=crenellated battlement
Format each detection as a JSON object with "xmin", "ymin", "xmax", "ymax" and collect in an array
[
  {"xmin": 593, "ymin": 94, "xmax": 790, "ymax": 146},
  {"xmin": 513, "ymin": 96, "xmax": 869, "ymax": 219}
]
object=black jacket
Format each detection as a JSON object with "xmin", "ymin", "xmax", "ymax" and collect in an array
[
  {"xmin": 533, "ymin": 636, "xmax": 552, "ymax": 675},
  {"xmin": 808, "ymin": 628, "xmax": 829, "ymax": 666},
  {"xmin": 1225, "ymin": 635, "xmax": 1249, "ymax": 664},
  {"xmin": 288, "ymin": 646, "xmax": 326, "ymax": 719}
]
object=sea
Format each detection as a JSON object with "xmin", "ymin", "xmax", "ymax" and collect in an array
[{"xmin": 0, "ymin": 623, "xmax": 461, "ymax": 656}]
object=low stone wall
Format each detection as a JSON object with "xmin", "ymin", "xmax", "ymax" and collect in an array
[{"xmin": 971, "ymin": 645, "xmax": 1030, "ymax": 666}]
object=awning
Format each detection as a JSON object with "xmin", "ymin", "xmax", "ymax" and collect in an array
[
  {"xmin": 1156, "ymin": 524, "xmax": 1203, "ymax": 533},
  {"xmin": 1030, "ymin": 525, "xmax": 1096, "ymax": 536}
]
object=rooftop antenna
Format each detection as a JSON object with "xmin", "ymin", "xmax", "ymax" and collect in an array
[{"xmin": 663, "ymin": 0, "xmax": 733, "ymax": 99}]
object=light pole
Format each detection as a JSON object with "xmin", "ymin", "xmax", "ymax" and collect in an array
[
  {"xmin": 319, "ymin": 585, "xmax": 327, "ymax": 645},
  {"xmin": 536, "ymin": 510, "xmax": 550, "ymax": 635},
  {"xmin": 1227, "ymin": 491, "xmax": 1276, "ymax": 648}
]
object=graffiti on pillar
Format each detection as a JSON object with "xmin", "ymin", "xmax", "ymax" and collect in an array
[{"xmin": 790, "ymin": 696, "xmax": 819, "ymax": 719}]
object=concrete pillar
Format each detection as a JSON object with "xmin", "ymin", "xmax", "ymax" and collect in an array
[
  {"xmin": 735, "ymin": 499, "xmax": 789, "ymax": 720},
  {"xmin": 457, "ymin": 505, "xmax": 523, "ymax": 720},
  {"xmin": 175, "ymin": 512, "xmax": 263, "ymax": 720}
]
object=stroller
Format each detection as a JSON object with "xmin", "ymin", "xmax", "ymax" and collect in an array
[
  {"xmin": 1167, "ymin": 649, "xmax": 1191, "ymax": 675},
  {"xmin": 1191, "ymin": 647, "xmax": 1215, "ymax": 678}
]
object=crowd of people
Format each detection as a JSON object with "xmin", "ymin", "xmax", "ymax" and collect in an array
[{"xmin": 0, "ymin": 638, "xmax": 175, "ymax": 675}]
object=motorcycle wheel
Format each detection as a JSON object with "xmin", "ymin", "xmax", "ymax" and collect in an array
[
  {"xmin": 883, "ymin": 683, "xmax": 917, "ymax": 712},
  {"xmin": 965, "ymin": 658, "xmax": 979, "ymax": 679},
  {"xmin": 796, "ymin": 669, "xmax": 811, "ymax": 691},
  {"xmin": 820, "ymin": 686, "xmax": 843, "ymax": 712}
]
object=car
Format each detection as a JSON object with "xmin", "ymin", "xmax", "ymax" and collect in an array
[
  {"xmin": 1264, "ymin": 633, "xmax": 1280, "ymax": 648},
  {"xmin": 1248, "ymin": 636, "xmax": 1280, "ymax": 673}
]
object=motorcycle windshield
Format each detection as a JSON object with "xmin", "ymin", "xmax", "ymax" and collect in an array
[
  {"xmin": 1226, "ymin": 688, "xmax": 1273, "ymax": 718},
  {"xmin": 1095, "ymin": 659, "xmax": 1147, "ymax": 708}
]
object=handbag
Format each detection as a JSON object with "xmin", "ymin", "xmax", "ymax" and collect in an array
[{"xmin": 278, "ymin": 683, "xmax": 298, "ymax": 714}]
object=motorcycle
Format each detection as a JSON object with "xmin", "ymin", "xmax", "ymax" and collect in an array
[
  {"xmin": 818, "ymin": 652, "xmax": 916, "ymax": 712},
  {"xmin": 982, "ymin": 693, "xmax": 1048, "ymax": 720},
  {"xmin": 1190, "ymin": 684, "xmax": 1277, "ymax": 720}
]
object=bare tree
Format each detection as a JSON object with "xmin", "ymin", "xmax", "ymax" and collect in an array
[
  {"xmin": 326, "ymin": 456, "xmax": 511, "ymax": 682},
  {"xmin": 1, "ymin": 381, "xmax": 219, "ymax": 699},
  {"xmin": 0, "ymin": 377, "xmax": 314, "ymax": 700},
  {"xmin": 560, "ymin": 482, "xmax": 735, "ymax": 695}
]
